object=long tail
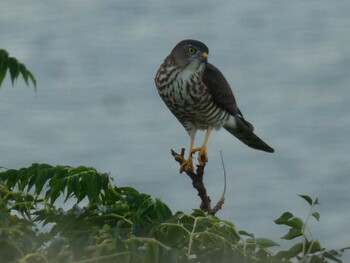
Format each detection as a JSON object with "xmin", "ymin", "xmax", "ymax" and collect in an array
[{"xmin": 224, "ymin": 115, "xmax": 274, "ymax": 153}]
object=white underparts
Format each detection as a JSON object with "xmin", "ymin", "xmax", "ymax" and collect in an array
[{"xmin": 224, "ymin": 115, "xmax": 237, "ymax": 129}]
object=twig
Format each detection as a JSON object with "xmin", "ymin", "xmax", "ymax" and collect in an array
[
  {"xmin": 171, "ymin": 148, "xmax": 225, "ymax": 215},
  {"xmin": 209, "ymin": 151, "xmax": 226, "ymax": 215}
]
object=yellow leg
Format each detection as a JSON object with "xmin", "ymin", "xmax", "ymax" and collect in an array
[
  {"xmin": 175, "ymin": 127, "xmax": 211, "ymax": 173},
  {"xmin": 178, "ymin": 136, "xmax": 196, "ymax": 173},
  {"xmin": 196, "ymin": 127, "xmax": 211, "ymax": 165}
]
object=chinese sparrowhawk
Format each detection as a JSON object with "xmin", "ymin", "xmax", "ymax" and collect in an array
[{"xmin": 155, "ymin": 40, "xmax": 274, "ymax": 173}]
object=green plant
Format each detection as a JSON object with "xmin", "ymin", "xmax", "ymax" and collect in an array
[
  {"xmin": 273, "ymin": 195, "xmax": 348, "ymax": 263},
  {"xmin": 0, "ymin": 49, "xmax": 36, "ymax": 88},
  {"xmin": 0, "ymin": 164, "xmax": 348, "ymax": 263},
  {"xmin": 0, "ymin": 164, "xmax": 249, "ymax": 263}
]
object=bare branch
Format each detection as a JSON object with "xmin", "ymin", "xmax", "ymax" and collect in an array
[{"xmin": 171, "ymin": 148, "xmax": 224, "ymax": 215}]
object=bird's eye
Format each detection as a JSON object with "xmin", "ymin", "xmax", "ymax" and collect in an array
[{"xmin": 188, "ymin": 47, "xmax": 196, "ymax": 54}]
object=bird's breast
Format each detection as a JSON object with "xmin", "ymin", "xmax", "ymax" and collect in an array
[
  {"xmin": 163, "ymin": 71, "xmax": 206, "ymax": 107},
  {"xmin": 156, "ymin": 66, "xmax": 230, "ymax": 130}
]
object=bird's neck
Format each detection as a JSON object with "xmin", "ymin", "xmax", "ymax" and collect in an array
[{"xmin": 156, "ymin": 58, "xmax": 205, "ymax": 88}]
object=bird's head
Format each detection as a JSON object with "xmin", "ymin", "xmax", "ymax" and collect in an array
[{"xmin": 168, "ymin": 39, "xmax": 209, "ymax": 70}]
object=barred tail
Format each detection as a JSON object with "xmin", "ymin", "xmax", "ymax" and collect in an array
[{"xmin": 224, "ymin": 115, "xmax": 274, "ymax": 153}]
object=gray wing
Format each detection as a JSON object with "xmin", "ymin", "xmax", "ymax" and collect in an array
[
  {"xmin": 202, "ymin": 63, "xmax": 274, "ymax": 153},
  {"xmin": 202, "ymin": 63, "xmax": 239, "ymax": 116},
  {"xmin": 202, "ymin": 63, "xmax": 253, "ymax": 130}
]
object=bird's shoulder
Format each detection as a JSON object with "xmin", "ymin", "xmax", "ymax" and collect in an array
[{"xmin": 202, "ymin": 63, "xmax": 238, "ymax": 115}]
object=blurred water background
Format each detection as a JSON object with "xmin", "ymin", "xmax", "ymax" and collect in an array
[{"xmin": 1, "ymin": 0, "xmax": 349, "ymax": 257}]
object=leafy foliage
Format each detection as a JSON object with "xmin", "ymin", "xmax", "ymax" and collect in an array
[
  {"xmin": 0, "ymin": 164, "xmax": 348, "ymax": 263},
  {"xmin": 273, "ymin": 195, "xmax": 349, "ymax": 263},
  {"xmin": 0, "ymin": 49, "xmax": 36, "ymax": 89}
]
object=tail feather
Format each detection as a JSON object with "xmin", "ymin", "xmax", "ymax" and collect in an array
[{"xmin": 224, "ymin": 115, "xmax": 275, "ymax": 153}]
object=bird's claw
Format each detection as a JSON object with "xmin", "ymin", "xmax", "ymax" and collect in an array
[
  {"xmin": 175, "ymin": 154, "xmax": 194, "ymax": 173},
  {"xmin": 180, "ymin": 158, "xmax": 194, "ymax": 173},
  {"xmin": 197, "ymin": 147, "xmax": 208, "ymax": 166},
  {"xmin": 173, "ymin": 146, "xmax": 207, "ymax": 173}
]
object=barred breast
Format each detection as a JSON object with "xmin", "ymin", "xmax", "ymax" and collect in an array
[{"xmin": 155, "ymin": 63, "xmax": 230, "ymax": 134}]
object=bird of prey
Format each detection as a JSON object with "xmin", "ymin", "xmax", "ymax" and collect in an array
[{"xmin": 155, "ymin": 39, "xmax": 274, "ymax": 173}]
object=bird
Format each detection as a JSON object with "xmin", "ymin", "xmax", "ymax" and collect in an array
[{"xmin": 155, "ymin": 39, "xmax": 274, "ymax": 173}]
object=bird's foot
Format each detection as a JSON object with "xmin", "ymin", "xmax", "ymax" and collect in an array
[
  {"xmin": 174, "ymin": 154, "xmax": 194, "ymax": 173},
  {"xmin": 196, "ymin": 146, "xmax": 208, "ymax": 166}
]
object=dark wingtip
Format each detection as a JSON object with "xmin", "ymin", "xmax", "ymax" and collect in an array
[
  {"xmin": 256, "ymin": 142, "xmax": 274, "ymax": 153},
  {"xmin": 266, "ymin": 147, "xmax": 275, "ymax": 153},
  {"xmin": 251, "ymin": 143, "xmax": 274, "ymax": 153}
]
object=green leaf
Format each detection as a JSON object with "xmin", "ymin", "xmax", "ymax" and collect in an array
[
  {"xmin": 275, "ymin": 242, "xmax": 303, "ymax": 260},
  {"xmin": 0, "ymin": 68, "xmax": 7, "ymax": 87},
  {"xmin": 281, "ymin": 227, "xmax": 302, "ymax": 240},
  {"xmin": 0, "ymin": 49, "xmax": 9, "ymax": 61},
  {"xmin": 247, "ymin": 237, "xmax": 279, "ymax": 248},
  {"xmin": 314, "ymin": 197, "xmax": 320, "ymax": 205},
  {"xmin": 191, "ymin": 208, "xmax": 206, "ymax": 217},
  {"xmin": 0, "ymin": 50, "xmax": 9, "ymax": 87},
  {"xmin": 275, "ymin": 211, "xmax": 294, "ymax": 222},
  {"xmin": 255, "ymin": 248, "xmax": 272, "ymax": 261},
  {"xmin": 27, "ymin": 165, "xmax": 38, "ymax": 192},
  {"xmin": 27, "ymin": 70, "xmax": 37, "ymax": 88},
  {"xmin": 312, "ymin": 212, "xmax": 320, "ymax": 221},
  {"xmin": 19, "ymin": 63, "xmax": 29, "ymax": 85},
  {"xmin": 275, "ymin": 212, "xmax": 303, "ymax": 230},
  {"xmin": 307, "ymin": 239, "xmax": 322, "ymax": 253},
  {"xmin": 18, "ymin": 168, "xmax": 31, "ymax": 191},
  {"xmin": 299, "ymin": 194, "xmax": 313, "ymax": 206},
  {"xmin": 0, "ymin": 49, "xmax": 36, "ymax": 89},
  {"xmin": 8, "ymin": 57, "xmax": 20, "ymax": 85},
  {"xmin": 48, "ymin": 177, "xmax": 67, "ymax": 204},
  {"xmin": 309, "ymin": 254, "xmax": 325, "ymax": 263},
  {"xmin": 238, "ymin": 230, "xmax": 254, "ymax": 238},
  {"xmin": 3, "ymin": 169, "xmax": 19, "ymax": 189},
  {"xmin": 339, "ymin": 246, "xmax": 350, "ymax": 253},
  {"xmin": 323, "ymin": 250, "xmax": 343, "ymax": 263},
  {"xmin": 35, "ymin": 164, "xmax": 56, "ymax": 195},
  {"xmin": 81, "ymin": 171, "xmax": 95, "ymax": 202},
  {"xmin": 65, "ymin": 175, "xmax": 75, "ymax": 202},
  {"xmin": 154, "ymin": 198, "xmax": 172, "ymax": 219}
]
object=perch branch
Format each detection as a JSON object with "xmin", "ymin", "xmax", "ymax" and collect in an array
[{"xmin": 171, "ymin": 148, "xmax": 224, "ymax": 215}]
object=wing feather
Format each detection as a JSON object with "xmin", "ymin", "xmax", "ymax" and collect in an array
[
  {"xmin": 202, "ymin": 63, "xmax": 238, "ymax": 115},
  {"xmin": 202, "ymin": 63, "xmax": 253, "ymax": 129},
  {"xmin": 202, "ymin": 63, "xmax": 274, "ymax": 153}
]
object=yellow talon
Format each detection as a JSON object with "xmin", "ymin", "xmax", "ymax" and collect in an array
[
  {"xmin": 197, "ymin": 146, "xmax": 208, "ymax": 166},
  {"xmin": 175, "ymin": 154, "xmax": 194, "ymax": 173},
  {"xmin": 175, "ymin": 126, "xmax": 211, "ymax": 173},
  {"xmin": 180, "ymin": 157, "xmax": 194, "ymax": 173},
  {"xmin": 189, "ymin": 146, "xmax": 208, "ymax": 166}
]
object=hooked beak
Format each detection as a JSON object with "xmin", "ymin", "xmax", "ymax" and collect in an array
[{"xmin": 201, "ymin": 52, "xmax": 208, "ymax": 63}]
